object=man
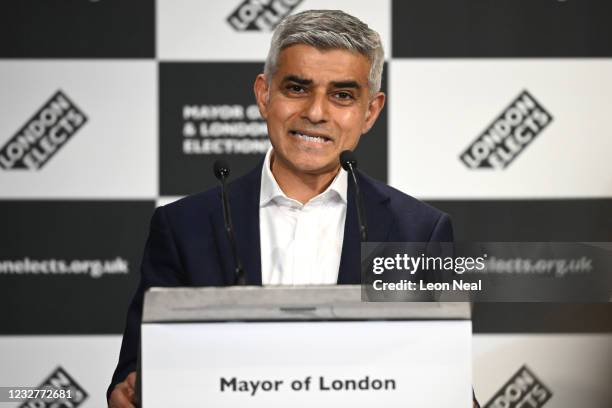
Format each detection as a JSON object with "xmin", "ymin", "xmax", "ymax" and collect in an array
[{"xmin": 108, "ymin": 10, "xmax": 463, "ymax": 407}]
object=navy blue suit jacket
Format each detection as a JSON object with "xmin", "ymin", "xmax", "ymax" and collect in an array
[{"xmin": 108, "ymin": 162, "xmax": 453, "ymax": 399}]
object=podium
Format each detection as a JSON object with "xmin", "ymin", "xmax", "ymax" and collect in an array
[{"xmin": 140, "ymin": 285, "xmax": 473, "ymax": 407}]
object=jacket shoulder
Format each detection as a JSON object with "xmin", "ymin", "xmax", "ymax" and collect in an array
[
  {"xmin": 164, "ymin": 160, "xmax": 263, "ymax": 217},
  {"xmin": 358, "ymin": 172, "xmax": 452, "ymax": 241},
  {"xmin": 162, "ymin": 187, "xmax": 221, "ymax": 218},
  {"xmin": 159, "ymin": 162, "xmax": 261, "ymax": 225},
  {"xmin": 359, "ymin": 172, "xmax": 447, "ymax": 220}
]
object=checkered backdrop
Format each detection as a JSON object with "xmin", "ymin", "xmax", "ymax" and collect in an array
[{"xmin": 1, "ymin": 1, "xmax": 611, "ymax": 406}]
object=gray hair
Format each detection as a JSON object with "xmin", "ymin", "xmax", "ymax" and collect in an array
[{"xmin": 264, "ymin": 10, "xmax": 384, "ymax": 95}]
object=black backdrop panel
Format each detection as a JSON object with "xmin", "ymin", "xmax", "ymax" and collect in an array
[
  {"xmin": 428, "ymin": 198, "xmax": 612, "ymax": 333},
  {"xmin": 0, "ymin": 201, "xmax": 154, "ymax": 334},
  {"xmin": 428, "ymin": 199, "xmax": 612, "ymax": 242},
  {"xmin": 0, "ymin": 0, "xmax": 155, "ymax": 58},
  {"xmin": 160, "ymin": 62, "xmax": 270, "ymax": 196},
  {"xmin": 393, "ymin": 0, "xmax": 612, "ymax": 58},
  {"xmin": 355, "ymin": 62, "xmax": 387, "ymax": 184},
  {"xmin": 472, "ymin": 304, "xmax": 612, "ymax": 334},
  {"xmin": 160, "ymin": 62, "xmax": 387, "ymax": 196}
]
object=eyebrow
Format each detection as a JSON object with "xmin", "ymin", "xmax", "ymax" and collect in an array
[
  {"xmin": 331, "ymin": 80, "xmax": 361, "ymax": 89},
  {"xmin": 281, "ymin": 75, "xmax": 361, "ymax": 90},
  {"xmin": 282, "ymin": 75, "xmax": 312, "ymax": 85}
]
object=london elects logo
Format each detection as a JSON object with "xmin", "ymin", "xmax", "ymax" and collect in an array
[
  {"xmin": 227, "ymin": 0, "xmax": 303, "ymax": 31},
  {"xmin": 0, "ymin": 90, "xmax": 87, "ymax": 170},
  {"xmin": 18, "ymin": 366, "xmax": 88, "ymax": 408},
  {"xmin": 484, "ymin": 365, "xmax": 552, "ymax": 408},
  {"xmin": 460, "ymin": 90, "xmax": 552, "ymax": 169}
]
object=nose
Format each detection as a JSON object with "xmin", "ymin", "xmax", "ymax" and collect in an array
[{"xmin": 301, "ymin": 91, "xmax": 328, "ymax": 124}]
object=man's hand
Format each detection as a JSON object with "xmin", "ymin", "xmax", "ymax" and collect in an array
[{"xmin": 108, "ymin": 371, "xmax": 137, "ymax": 408}]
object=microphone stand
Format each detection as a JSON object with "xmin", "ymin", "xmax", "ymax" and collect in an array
[
  {"xmin": 213, "ymin": 160, "xmax": 246, "ymax": 285},
  {"xmin": 340, "ymin": 151, "xmax": 368, "ymax": 242}
]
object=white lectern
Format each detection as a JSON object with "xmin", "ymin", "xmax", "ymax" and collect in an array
[{"xmin": 140, "ymin": 285, "xmax": 472, "ymax": 407}]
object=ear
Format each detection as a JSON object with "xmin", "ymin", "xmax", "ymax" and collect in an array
[
  {"xmin": 362, "ymin": 91, "xmax": 386, "ymax": 134},
  {"xmin": 253, "ymin": 74, "xmax": 270, "ymax": 119}
]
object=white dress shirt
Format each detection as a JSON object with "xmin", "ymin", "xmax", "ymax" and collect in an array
[{"xmin": 259, "ymin": 148, "xmax": 348, "ymax": 285}]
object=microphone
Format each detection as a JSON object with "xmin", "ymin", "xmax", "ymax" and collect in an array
[
  {"xmin": 340, "ymin": 150, "xmax": 368, "ymax": 242},
  {"xmin": 213, "ymin": 160, "xmax": 246, "ymax": 285}
]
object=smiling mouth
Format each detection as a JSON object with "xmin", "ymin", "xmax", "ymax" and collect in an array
[{"xmin": 289, "ymin": 130, "xmax": 333, "ymax": 144}]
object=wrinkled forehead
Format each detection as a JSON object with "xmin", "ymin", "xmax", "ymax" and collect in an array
[{"xmin": 274, "ymin": 44, "xmax": 371, "ymax": 86}]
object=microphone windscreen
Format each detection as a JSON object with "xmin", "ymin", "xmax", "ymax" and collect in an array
[
  {"xmin": 213, "ymin": 159, "xmax": 230, "ymax": 180},
  {"xmin": 339, "ymin": 150, "xmax": 357, "ymax": 171}
]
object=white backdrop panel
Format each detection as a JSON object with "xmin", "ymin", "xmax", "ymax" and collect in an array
[
  {"xmin": 473, "ymin": 334, "xmax": 612, "ymax": 407},
  {"xmin": 389, "ymin": 59, "xmax": 612, "ymax": 199},
  {"xmin": 157, "ymin": 0, "xmax": 390, "ymax": 61},
  {"xmin": 0, "ymin": 335, "xmax": 123, "ymax": 407},
  {"xmin": 0, "ymin": 61, "xmax": 157, "ymax": 199}
]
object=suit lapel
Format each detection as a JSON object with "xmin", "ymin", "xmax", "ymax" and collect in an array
[
  {"xmin": 338, "ymin": 171, "xmax": 392, "ymax": 284},
  {"xmin": 337, "ymin": 181, "xmax": 360, "ymax": 284}
]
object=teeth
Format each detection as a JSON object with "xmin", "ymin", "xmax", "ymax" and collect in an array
[{"xmin": 293, "ymin": 132, "xmax": 327, "ymax": 143}]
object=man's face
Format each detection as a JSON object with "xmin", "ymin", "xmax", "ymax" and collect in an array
[{"xmin": 254, "ymin": 44, "xmax": 385, "ymax": 175}]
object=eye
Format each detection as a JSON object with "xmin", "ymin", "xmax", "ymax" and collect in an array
[
  {"xmin": 334, "ymin": 91, "xmax": 354, "ymax": 100},
  {"xmin": 333, "ymin": 91, "xmax": 355, "ymax": 103},
  {"xmin": 286, "ymin": 84, "xmax": 306, "ymax": 94}
]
